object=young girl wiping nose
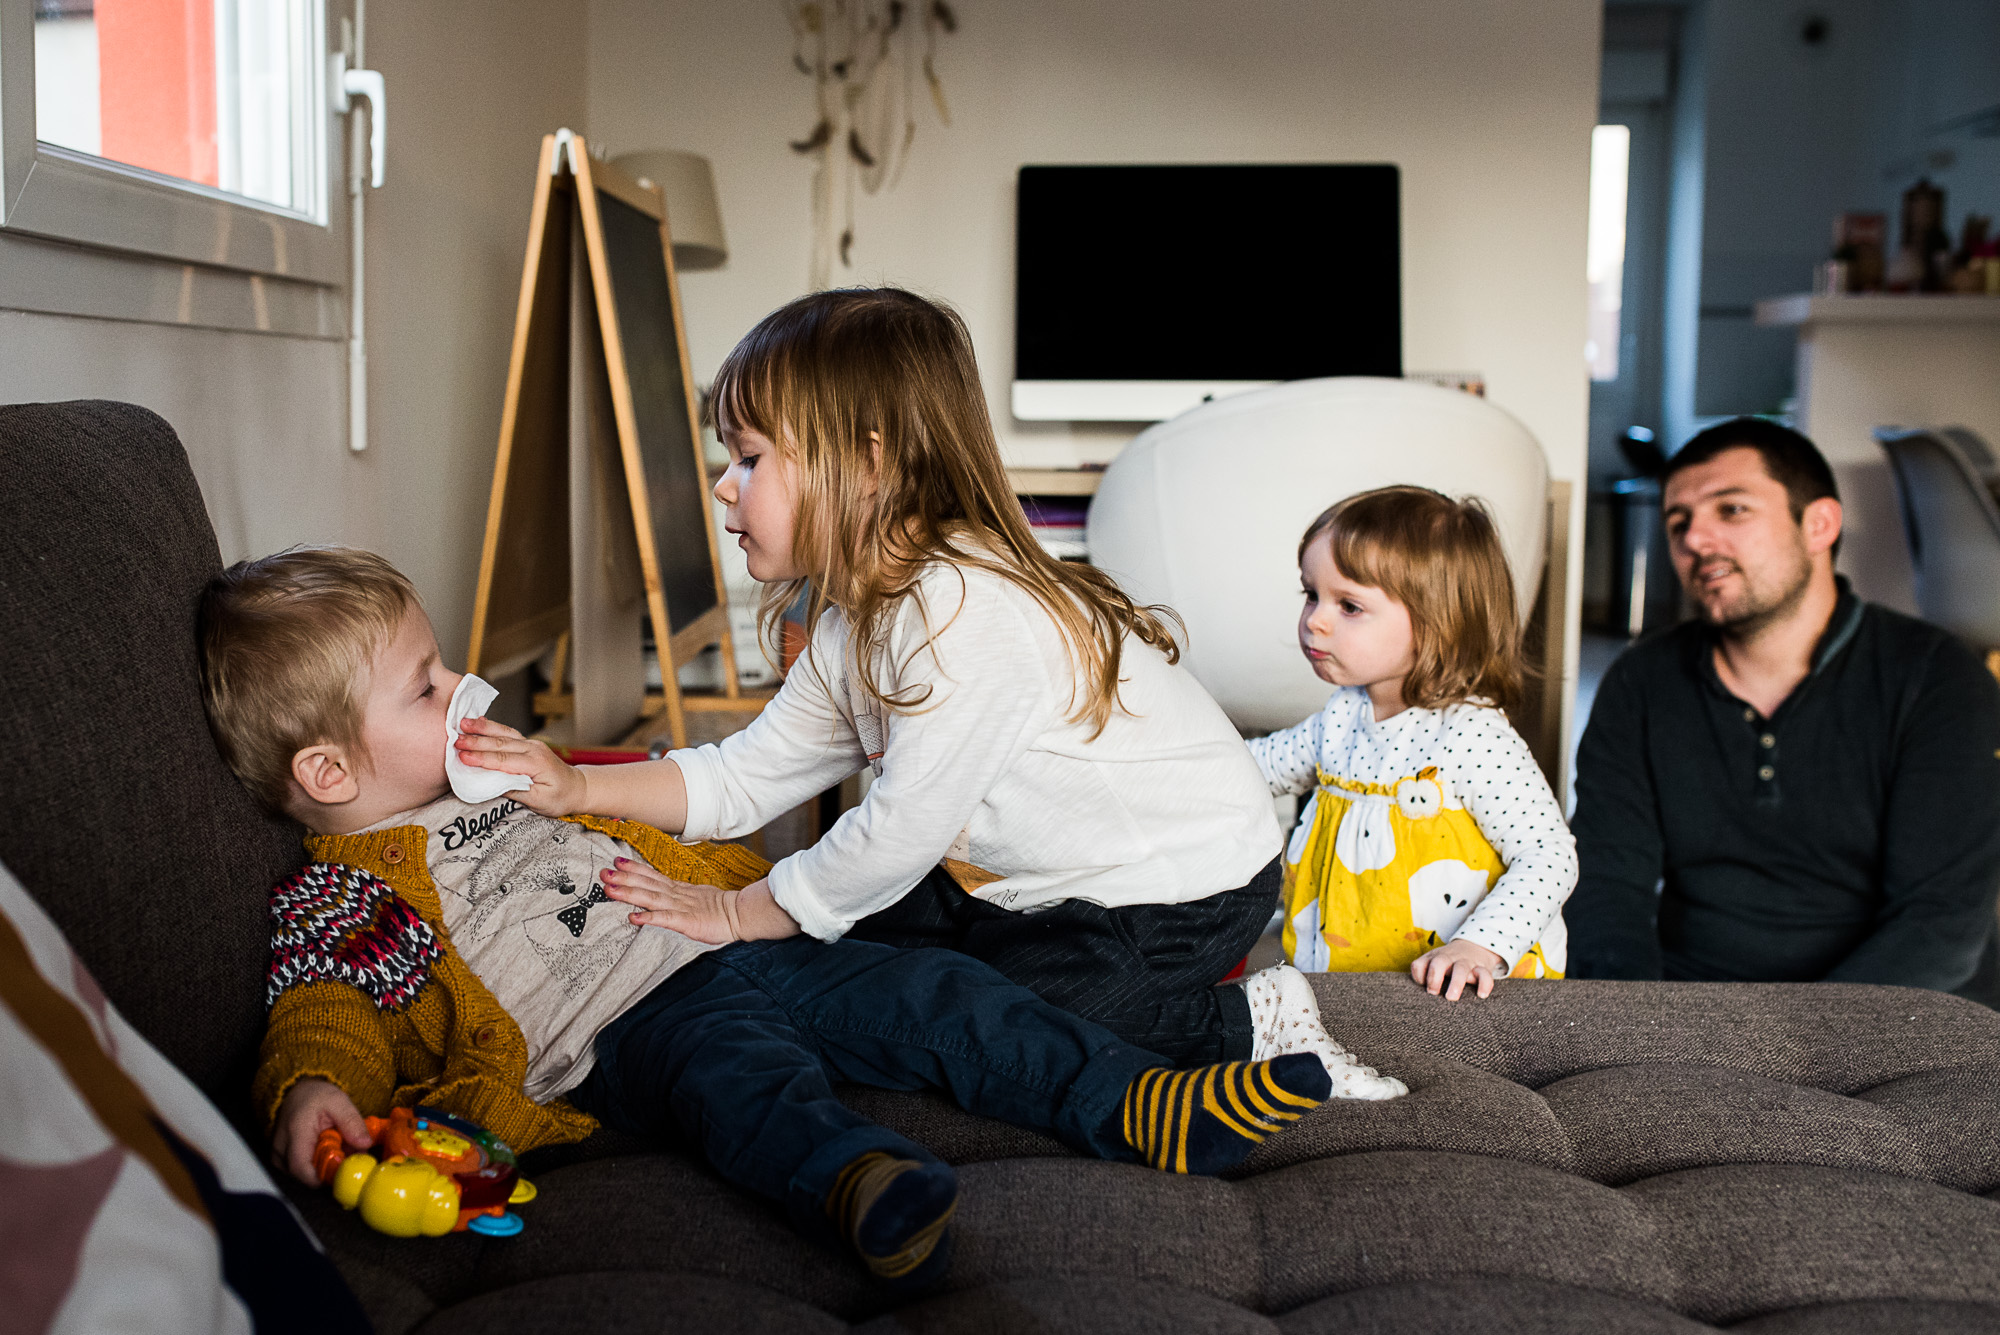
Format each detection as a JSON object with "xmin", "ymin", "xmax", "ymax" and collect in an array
[
  {"xmin": 1252, "ymin": 486, "xmax": 1577, "ymax": 1001},
  {"xmin": 461, "ymin": 287, "xmax": 1402, "ymax": 1097}
]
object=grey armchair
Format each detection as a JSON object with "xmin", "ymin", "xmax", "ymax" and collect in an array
[{"xmin": 1879, "ymin": 426, "xmax": 2000, "ymax": 649}]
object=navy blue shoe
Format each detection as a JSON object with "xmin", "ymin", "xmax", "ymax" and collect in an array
[{"xmin": 825, "ymin": 1152, "xmax": 958, "ymax": 1291}]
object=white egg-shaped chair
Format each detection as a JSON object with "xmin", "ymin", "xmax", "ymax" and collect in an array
[{"xmin": 1086, "ymin": 376, "xmax": 1550, "ymax": 734}]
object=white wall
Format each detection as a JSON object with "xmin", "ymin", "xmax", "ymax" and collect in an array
[
  {"xmin": 343, "ymin": 0, "xmax": 588, "ymax": 659},
  {"xmin": 589, "ymin": 0, "xmax": 1601, "ymax": 751},
  {"xmin": 586, "ymin": 0, "xmax": 1600, "ymax": 482},
  {"xmin": 0, "ymin": 0, "xmax": 587, "ymax": 663},
  {"xmin": 5, "ymin": 0, "xmax": 1601, "ymax": 744},
  {"xmin": 0, "ymin": 310, "xmax": 349, "ymax": 561}
]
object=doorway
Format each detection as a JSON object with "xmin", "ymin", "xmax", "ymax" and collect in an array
[{"xmin": 1582, "ymin": 6, "xmax": 1680, "ymax": 637}]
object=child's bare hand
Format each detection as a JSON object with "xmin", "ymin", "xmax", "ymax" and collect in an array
[
  {"xmin": 454, "ymin": 716, "xmax": 588, "ymax": 815},
  {"xmin": 272, "ymin": 1078, "xmax": 370, "ymax": 1186},
  {"xmin": 601, "ymin": 861, "xmax": 799, "ymax": 944},
  {"xmin": 1410, "ymin": 939, "xmax": 1505, "ymax": 1000},
  {"xmin": 601, "ymin": 859, "xmax": 745, "ymax": 943}
]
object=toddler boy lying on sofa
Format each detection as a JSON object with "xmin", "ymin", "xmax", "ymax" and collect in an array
[{"xmin": 201, "ymin": 546, "xmax": 1333, "ymax": 1289}]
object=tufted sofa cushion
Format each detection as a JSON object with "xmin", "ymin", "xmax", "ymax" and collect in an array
[
  {"xmin": 10, "ymin": 398, "xmax": 2000, "ymax": 1333},
  {"xmin": 279, "ymin": 973, "xmax": 2000, "ymax": 1333}
]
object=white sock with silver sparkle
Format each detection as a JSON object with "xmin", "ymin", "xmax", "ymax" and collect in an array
[{"xmin": 1243, "ymin": 963, "xmax": 1408, "ymax": 1101}]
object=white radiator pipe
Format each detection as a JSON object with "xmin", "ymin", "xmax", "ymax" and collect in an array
[{"xmin": 332, "ymin": 3, "xmax": 384, "ymax": 452}]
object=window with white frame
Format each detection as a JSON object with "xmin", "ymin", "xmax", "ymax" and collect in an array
[
  {"xmin": 33, "ymin": 0, "xmax": 325, "ymax": 219},
  {"xmin": 3, "ymin": 0, "xmax": 347, "ymax": 307}
]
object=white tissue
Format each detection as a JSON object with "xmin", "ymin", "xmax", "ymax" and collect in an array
[{"xmin": 445, "ymin": 674, "xmax": 534, "ymax": 803}]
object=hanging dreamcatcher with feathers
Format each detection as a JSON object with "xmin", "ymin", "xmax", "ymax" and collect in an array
[{"xmin": 784, "ymin": 1, "xmax": 958, "ymax": 290}]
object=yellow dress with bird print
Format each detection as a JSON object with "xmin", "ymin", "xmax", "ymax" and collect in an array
[{"xmin": 1249, "ymin": 688, "xmax": 1576, "ymax": 980}]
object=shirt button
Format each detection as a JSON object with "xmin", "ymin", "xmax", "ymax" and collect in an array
[
  {"xmin": 1743, "ymin": 708, "xmax": 1756, "ymax": 722},
  {"xmin": 1760, "ymin": 734, "xmax": 1776, "ymax": 748},
  {"xmin": 382, "ymin": 844, "xmax": 406, "ymax": 865},
  {"xmin": 474, "ymin": 1025, "xmax": 497, "ymax": 1046},
  {"xmin": 1758, "ymin": 766, "xmax": 1775, "ymax": 780}
]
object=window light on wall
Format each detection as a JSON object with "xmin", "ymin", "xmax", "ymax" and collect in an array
[{"xmin": 1585, "ymin": 123, "xmax": 1630, "ymax": 383}]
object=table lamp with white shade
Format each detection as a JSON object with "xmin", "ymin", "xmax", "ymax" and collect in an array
[{"xmin": 609, "ymin": 149, "xmax": 728, "ymax": 270}]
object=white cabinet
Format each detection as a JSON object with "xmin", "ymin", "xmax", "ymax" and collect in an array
[{"xmin": 1756, "ymin": 294, "xmax": 2000, "ymax": 614}]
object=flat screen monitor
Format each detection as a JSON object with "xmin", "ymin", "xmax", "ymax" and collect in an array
[{"xmin": 1013, "ymin": 163, "xmax": 1401, "ymax": 421}]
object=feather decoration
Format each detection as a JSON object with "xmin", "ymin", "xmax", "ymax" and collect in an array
[
  {"xmin": 923, "ymin": 55, "xmax": 951, "ymax": 125},
  {"xmin": 790, "ymin": 118, "xmax": 833, "ymax": 153},
  {"xmin": 784, "ymin": 0, "xmax": 957, "ymax": 285}
]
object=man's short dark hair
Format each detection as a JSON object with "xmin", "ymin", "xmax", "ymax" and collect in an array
[{"xmin": 1664, "ymin": 417, "xmax": 1839, "ymax": 522}]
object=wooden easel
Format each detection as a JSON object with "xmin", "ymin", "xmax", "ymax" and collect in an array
[{"xmin": 467, "ymin": 130, "xmax": 760, "ymax": 749}]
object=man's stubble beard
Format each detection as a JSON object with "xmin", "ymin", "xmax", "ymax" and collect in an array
[{"xmin": 1690, "ymin": 538, "xmax": 1814, "ymax": 640}]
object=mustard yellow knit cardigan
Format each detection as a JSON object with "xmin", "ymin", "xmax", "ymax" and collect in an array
[{"xmin": 252, "ymin": 814, "xmax": 770, "ymax": 1154}]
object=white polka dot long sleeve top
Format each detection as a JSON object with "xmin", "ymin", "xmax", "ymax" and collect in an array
[{"xmin": 1248, "ymin": 687, "xmax": 1578, "ymax": 973}]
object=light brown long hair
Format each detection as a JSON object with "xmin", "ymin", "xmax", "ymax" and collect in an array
[
  {"xmin": 1300, "ymin": 486, "xmax": 1523, "ymax": 712},
  {"xmin": 710, "ymin": 287, "xmax": 1181, "ymax": 735}
]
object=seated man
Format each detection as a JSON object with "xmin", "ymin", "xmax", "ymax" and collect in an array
[
  {"xmin": 201, "ymin": 547, "xmax": 1336, "ymax": 1292},
  {"xmin": 1566, "ymin": 418, "xmax": 2000, "ymax": 996}
]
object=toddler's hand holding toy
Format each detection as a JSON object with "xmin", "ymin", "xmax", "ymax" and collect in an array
[
  {"xmin": 1410, "ymin": 939, "xmax": 1505, "ymax": 1001},
  {"xmin": 601, "ymin": 859, "xmax": 802, "ymax": 945},
  {"xmin": 274, "ymin": 1078, "xmax": 372, "ymax": 1186},
  {"xmin": 454, "ymin": 716, "xmax": 588, "ymax": 816}
]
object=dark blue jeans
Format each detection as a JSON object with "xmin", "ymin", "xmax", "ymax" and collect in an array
[
  {"xmin": 845, "ymin": 858, "xmax": 1280, "ymax": 1065},
  {"xmin": 569, "ymin": 935, "xmax": 1160, "ymax": 1239}
]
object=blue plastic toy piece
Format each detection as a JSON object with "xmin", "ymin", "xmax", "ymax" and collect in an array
[{"xmin": 467, "ymin": 1211, "xmax": 524, "ymax": 1238}]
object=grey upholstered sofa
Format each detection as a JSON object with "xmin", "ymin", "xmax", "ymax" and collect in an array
[{"xmin": 8, "ymin": 399, "xmax": 2000, "ymax": 1334}]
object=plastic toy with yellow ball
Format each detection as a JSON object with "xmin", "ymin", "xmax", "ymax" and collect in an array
[{"xmin": 313, "ymin": 1105, "xmax": 537, "ymax": 1238}]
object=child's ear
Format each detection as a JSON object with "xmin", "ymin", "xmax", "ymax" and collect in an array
[{"xmin": 291, "ymin": 743, "xmax": 360, "ymax": 810}]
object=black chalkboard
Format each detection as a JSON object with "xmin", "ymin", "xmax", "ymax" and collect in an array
[
  {"xmin": 470, "ymin": 135, "xmax": 742, "ymax": 750},
  {"xmin": 595, "ymin": 188, "xmax": 718, "ymax": 635}
]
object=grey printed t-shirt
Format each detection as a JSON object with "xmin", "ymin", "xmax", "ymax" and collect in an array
[{"xmin": 368, "ymin": 794, "xmax": 719, "ymax": 1102}]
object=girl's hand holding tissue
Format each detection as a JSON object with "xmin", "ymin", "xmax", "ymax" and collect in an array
[{"xmin": 454, "ymin": 715, "xmax": 588, "ymax": 816}]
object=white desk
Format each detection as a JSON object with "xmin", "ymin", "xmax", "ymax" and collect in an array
[{"xmin": 1755, "ymin": 294, "xmax": 2000, "ymax": 614}]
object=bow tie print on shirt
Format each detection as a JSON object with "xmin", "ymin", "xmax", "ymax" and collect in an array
[{"xmin": 554, "ymin": 880, "xmax": 608, "ymax": 937}]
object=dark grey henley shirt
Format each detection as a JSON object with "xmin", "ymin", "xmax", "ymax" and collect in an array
[{"xmin": 1566, "ymin": 579, "xmax": 2000, "ymax": 991}]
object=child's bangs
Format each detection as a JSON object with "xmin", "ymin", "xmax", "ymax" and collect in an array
[
  {"xmin": 710, "ymin": 354, "xmax": 786, "ymax": 447},
  {"xmin": 1321, "ymin": 519, "xmax": 1417, "ymax": 599},
  {"xmin": 711, "ymin": 322, "xmax": 847, "ymax": 461}
]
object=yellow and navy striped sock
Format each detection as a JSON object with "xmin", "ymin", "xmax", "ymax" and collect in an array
[
  {"xmin": 825, "ymin": 1151, "xmax": 958, "ymax": 1290},
  {"xmin": 1119, "ymin": 1054, "xmax": 1332, "ymax": 1175}
]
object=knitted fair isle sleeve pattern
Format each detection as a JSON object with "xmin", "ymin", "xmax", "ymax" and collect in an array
[
  {"xmin": 267, "ymin": 864, "xmax": 444, "ymax": 1008},
  {"xmin": 252, "ymin": 864, "xmax": 444, "ymax": 1129}
]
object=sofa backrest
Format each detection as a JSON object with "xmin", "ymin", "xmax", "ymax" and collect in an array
[{"xmin": 0, "ymin": 401, "xmax": 304, "ymax": 1124}]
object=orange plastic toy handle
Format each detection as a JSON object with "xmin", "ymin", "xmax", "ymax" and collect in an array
[{"xmin": 312, "ymin": 1128, "xmax": 347, "ymax": 1184}]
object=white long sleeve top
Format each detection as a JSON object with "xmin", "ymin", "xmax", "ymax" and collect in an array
[
  {"xmin": 670, "ymin": 559, "xmax": 1281, "ymax": 942},
  {"xmin": 1248, "ymin": 689, "xmax": 1577, "ymax": 972}
]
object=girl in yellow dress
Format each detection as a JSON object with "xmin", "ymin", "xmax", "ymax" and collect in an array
[{"xmin": 1249, "ymin": 486, "xmax": 1577, "ymax": 1000}]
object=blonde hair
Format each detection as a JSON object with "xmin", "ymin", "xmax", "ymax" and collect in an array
[
  {"xmin": 198, "ymin": 546, "xmax": 419, "ymax": 813},
  {"xmin": 711, "ymin": 287, "xmax": 1181, "ymax": 735},
  {"xmin": 1300, "ymin": 486, "xmax": 1523, "ymax": 712}
]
